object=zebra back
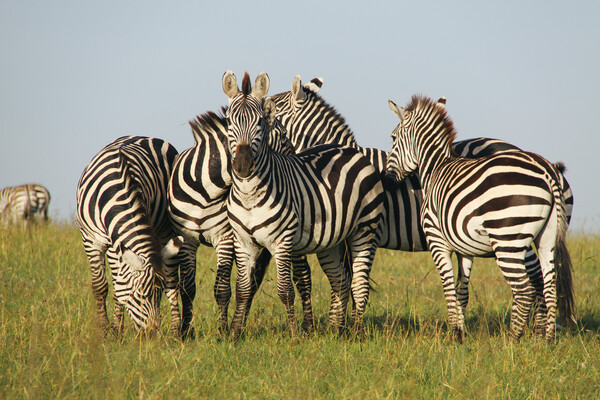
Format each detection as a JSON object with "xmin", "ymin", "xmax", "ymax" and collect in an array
[
  {"xmin": 0, "ymin": 183, "xmax": 51, "ymax": 224},
  {"xmin": 76, "ymin": 136, "xmax": 178, "ymax": 330},
  {"xmin": 270, "ymin": 77, "xmax": 427, "ymax": 251}
]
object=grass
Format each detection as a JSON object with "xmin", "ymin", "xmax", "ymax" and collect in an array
[{"xmin": 1, "ymin": 223, "xmax": 599, "ymax": 399}]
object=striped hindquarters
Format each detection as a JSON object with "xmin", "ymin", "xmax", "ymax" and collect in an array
[{"xmin": 0, "ymin": 183, "xmax": 51, "ymax": 224}]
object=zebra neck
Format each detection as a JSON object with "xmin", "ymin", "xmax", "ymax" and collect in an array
[
  {"xmin": 416, "ymin": 139, "xmax": 454, "ymax": 194},
  {"xmin": 282, "ymin": 95, "xmax": 359, "ymax": 151}
]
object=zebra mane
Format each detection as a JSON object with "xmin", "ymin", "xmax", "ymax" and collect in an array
[
  {"xmin": 406, "ymin": 94, "xmax": 457, "ymax": 149},
  {"xmin": 269, "ymin": 84, "xmax": 359, "ymax": 148},
  {"xmin": 309, "ymin": 90, "xmax": 358, "ymax": 147},
  {"xmin": 242, "ymin": 72, "xmax": 251, "ymax": 96},
  {"xmin": 189, "ymin": 107, "xmax": 228, "ymax": 145}
]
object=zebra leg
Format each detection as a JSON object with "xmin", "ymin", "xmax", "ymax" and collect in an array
[
  {"xmin": 292, "ymin": 255, "xmax": 314, "ymax": 333},
  {"xmin": 524, "ymin": 248, "xmax": 547, "ymax": 337},
  {"xmin": 84, "ymin": 243, "xmax": 111, "ymax": 334},
  {"xmin": 230, "ymin": 238, "xmax": 262, "ymax": 341},
  {"xmin": 317, "ymin": 247, "xmax": 351, "ymax": 332},
  {"xmin": 178, "ymin": 242, "xmax": 197, "ymax": 339},
  {"xmin": 244, "ymin": 248, "xmax": 271, "ymax": 325},
  {"xmin": 162, "ymin": 242, "xmax": 189, "ymax": 338},
  {"xmin": 493, "ymin": 247, "xmax": 535, "ymax": 341},
  {"xmin": 534, "ymin": 228, "xmax": 559, "ymax": 342},
  {"xmin": 348, "ymin": 235, "xmax": 379, "ymax": 336},
  {"xmin": 430, "ymin": 245, "xmax": 465, "ymax": 342},
  {"xmin": 106, "ymin": 246, "xmax": 125, "ymax": 336},
  {"xmin": 213, "ymin": 238, "xmax": 235, "ymax": 335},
  {"xmin": 273, "ymin": 247, "xmax": 298, "ymax": 338},
  {"xmin": 456, "ymin": 254, "xmax": 474, "ymax": 312}
]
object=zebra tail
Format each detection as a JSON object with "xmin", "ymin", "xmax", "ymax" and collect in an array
[
  {"xmin": 552, "ymin": 165, "xmax": 575, "ymax": 328},
  {"xmin": 555, "ymin": 231, "xmax": 575, "ymax": 328}
]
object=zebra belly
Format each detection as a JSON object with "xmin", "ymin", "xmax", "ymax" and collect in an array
[{"xmin": 431, "ymin": 198, "xmax": 552, "ymax": 257}]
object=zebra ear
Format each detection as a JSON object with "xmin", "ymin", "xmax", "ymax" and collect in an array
[
  {"xmin": 223, "ymin": 70, "xmax": 240, "ymax": 99},
  {"xmin": 436, "ymin": 97, "xmax": 447, "ymax": 108},
  {"xmin": 388, "ymin": 100, "xmax": 407, "ymax": 122},
  {"xmin": 304, "ymin": 77, "xmax": 323, "ymax": 93},
  {"xmin": 121, "ymin": 248, "xmax": 146, "ymax": 272},
  {"xmin": 292, "ymin": 75, "xmax": 306, "ymax": 103},
  {"xmin": 251, "ymin": 72, "xmax": 270, "ymax": 98},
  {"xmin": 263, "ymin": 97, "xmax": 277, "ymax": 127},
  {"xmin": 161, "ymin": 236, "xmax": 183, "ymax": 261}
]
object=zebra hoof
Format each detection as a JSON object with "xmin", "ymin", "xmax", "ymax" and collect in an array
[
  {"xmin": 231, "ymin": 329, "xmax": 243, "ymax": 343},
  {"xmin": 452, "ymin": 327, "xmax": 464, "ymax": 344},
  {"xmin": 180, "ymin": 325, "xmax": 195, "ymax": 341},
  {"xmin": 533, "ymin": 324, "xmax": 547, "ymax": 339},
  {"xmin": 301, "ymin": 320, "xmax": 314, "ymax": 335},
  {"xmin": 218, "ymin": 323, "xmax": 230, "ymax": 336}
]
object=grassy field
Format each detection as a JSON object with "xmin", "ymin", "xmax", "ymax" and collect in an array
[{"xmin": 0, "ymin": 223, "xmax": 599, "ymax": 399}]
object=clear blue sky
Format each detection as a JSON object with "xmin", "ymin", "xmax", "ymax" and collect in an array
[{"xmin": 1, "ymin": 1, "xmax": 598, "ymax": 232}]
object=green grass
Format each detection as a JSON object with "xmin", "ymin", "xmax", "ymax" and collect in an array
[{"xmin": 1, "ymin": 223, "xmax": 599, "ymax": 399}]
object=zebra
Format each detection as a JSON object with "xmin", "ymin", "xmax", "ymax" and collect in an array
[
  {"xmin": 385, "ymin": 95, "xmax": 574, "ymax": 342},
  {"xmin": 0, "ymin": 183, "xmax": 51, "ymax": 226},
  {"xmin": 168, "ymin": 110, "xmax": 324, "ymax": 335},
  {"xmin": 223, "ymin": 71, "xmax": 384, "ymax": 339},
  {"xmin": 76, "ymin": 136, "xmax": 185, "ymax": 336},
  {"xmin": 169, "ymin": 107, "xmax": 319, "ymax": 335},
  {"xmin": 269, "ymin": 77, "xmax": 575, "ymax": 334}
]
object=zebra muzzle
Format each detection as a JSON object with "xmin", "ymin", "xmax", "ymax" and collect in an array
[{"xmin": 232, "ymin": 143, "xmax": 255, "ymax": 178}]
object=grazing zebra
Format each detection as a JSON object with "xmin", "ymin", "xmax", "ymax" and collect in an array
[
  {"xmin": 223, "ymin": 71, "xmax": 383, "ymax": 339},
  {"xmin": 0, "ymin": 183, "xmax": 50, "ymax": 226},
  {"xmin": 269, "ymin": 77, "xmax": 575, "ymax": 333},
  {"xmin": 385, "ymin": 95, "xmax": 574, "ymax": 341},
  {"xmin": 76, "ymin": 136, "xmax": 185, "ymax": 335}
]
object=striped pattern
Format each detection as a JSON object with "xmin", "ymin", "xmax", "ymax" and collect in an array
[
  {"xmin": 453, "ymin": 136, "xmax": 575, "ymax": 332},
  {"xmin": 0, "ymin": 183, "xmax": 50, "ymax": 226},
  {"xmin": 167, "ymin": 106, "xmax": 310, "ymax": 334},
  {"xmin": 270, "ymin": 78, "xmax": 575, "ymax": 333},
  {"xmin": 76, "ymin": 136, "xmax": 183, "ymax": 335},
  {"xmin": 167, "ymin": 110, "xmax": 234, "ymax": 335},
  {"xmin": 224, "ymin": 71, "xmax": 384, "ymax": 339},
  {"xmin": 385, "ymin": 95, "xmax": 574, "ymax": 341}
]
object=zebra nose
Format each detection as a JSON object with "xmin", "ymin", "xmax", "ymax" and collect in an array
[{"xmin": 232, "ymin": 143, "xmax": 254, "ymax": 178}]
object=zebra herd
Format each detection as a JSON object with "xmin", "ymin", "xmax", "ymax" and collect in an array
[
  {"xmin": 0, "ymin": 183, "xmax": 50, "ymax": 227},
  {"xmin": 75, "ymin": 71, "xmax": 574, "ymax": 342}
]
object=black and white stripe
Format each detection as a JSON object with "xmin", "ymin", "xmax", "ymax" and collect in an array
[
  {"xmin": 269, "ymin": 78, "xmax": 574, "ymax": 333},
  {"xmin": 385, "ymin": 95, "xmax": 574, "ymax": 341},
  {"xmin": 168, "ymin": 105, "xmax": 317, "ymax": 335},
  {"xmin": 223, "ymin": 71, "xmax": 384, "ymax": 339},
  {"xmin": 0, "ymin": 183, "xmax": 50, "ymax": 226},
  {"xmin": 76, "ymin": 136, "xmax": 183, "ymax": 335}
]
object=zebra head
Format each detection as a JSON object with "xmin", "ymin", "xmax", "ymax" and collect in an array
[
  {"xmin": 263, "ymin": 97, "xmax": 296, "ymax": 156},
  {"xmin": 385, "ymin": 99, "xmax": 419, "ymax": 182},
  {"xmin": 116, "ymin": 236, "xmax": 183, "ymax": 333},
  {"xmin": 385, "ymin": 96, "xmax": 456, "ymax": 184},
  {"xmin": 269, "ymin": 75, "xmax": 324, "ymax": 148},
  {"xmin": 222, "ymin": 70, "xmax": 270, "ymax": 178}
]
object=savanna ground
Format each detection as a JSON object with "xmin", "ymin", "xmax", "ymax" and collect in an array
[{"xmin": 0, "ymin": 223, "xmax": 599, "ymax": 399}]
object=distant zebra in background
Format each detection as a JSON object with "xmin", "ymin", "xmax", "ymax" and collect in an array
[
  {"xmin": 385, "ymin": 95, "xmax": 574, "ymax": 342},
  {"xmin": 0, "ymin": 183, "xmax": 50, "ymax": 226},
  {"xmin": 76, "ymin": 136, "xmax": 184, "ymax": 336},
  {"xmin": 269, "ymin": 77, "xmax": 574, "ymax": 333},
  {"xmin": 223, "ymin": 71, "xmax": 384, "ymax": 339}
]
